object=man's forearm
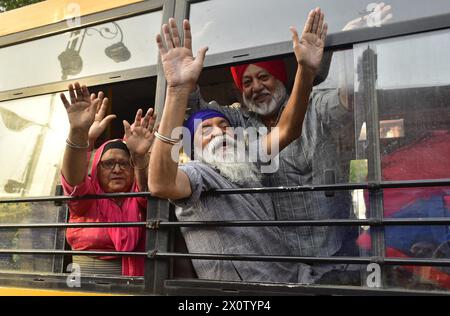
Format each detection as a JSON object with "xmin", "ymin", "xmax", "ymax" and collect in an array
[
  {"xmin": 276, "ymin": 66, "xmax": 314, "ymax": 151},
  {"xmin": 149, "ymin": 87, "xmax": 190, "ymax": 191}
]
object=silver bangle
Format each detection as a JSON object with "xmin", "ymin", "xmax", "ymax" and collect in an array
[
  {"xmin": 154, "ymin": 131, "xmax": 180, "ymax": 145},
  {"xmin": 66, "ymin": 138, "xmax": 89, "ymax": 149}
]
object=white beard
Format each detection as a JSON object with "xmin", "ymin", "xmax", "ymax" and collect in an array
[
  {"xmin": 243, "ymin": 80, "xmax": 287, "ymax": 116},
  {"xmin": 198, "ymin": 134, "xmax": 261, "ymax": 186}
]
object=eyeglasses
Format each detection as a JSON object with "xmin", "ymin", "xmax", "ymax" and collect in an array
[{"xmin": 99, "ymin": 159, "xmax": 132, "ymax": 171}]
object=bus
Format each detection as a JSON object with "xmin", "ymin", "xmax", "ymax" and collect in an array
[{"xmin": 0, "ymin": 0, "xmax": 449, "ymax": 295}]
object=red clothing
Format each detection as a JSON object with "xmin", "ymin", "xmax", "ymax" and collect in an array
[
  {"xmin": 358, "ymin": 130, "xmax": 450, "ymax": 288},
  {"xmin": 62, "ymin": 139, "xmax": 146, "ymax": 276},
  {"xmin": 381, "ymin": 130, "xmax": 450, "ymax": 217}
]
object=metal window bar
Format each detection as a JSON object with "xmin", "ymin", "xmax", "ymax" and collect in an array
[
  {"xmin": 1, "ymin": 178, "xmax": 449, "ymax": 204},
  {"xmin": 0, "ymin": 178, "xmax": 449, "ymax": 294},
  {"xmin": 0, "ymin": 217, "xmax": 450, "ymax": 230},
  {"xmin": 0, "ymin": 249, "xmax": 448, "ymax": 268}
]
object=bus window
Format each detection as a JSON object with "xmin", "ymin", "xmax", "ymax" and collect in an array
[
  {"xmin": 0, "ymin": 11, "xmax": 162, "ymax": 93},
  {"xmin": 0, "ymin": 94, "xmax": 69, "ymax": 198},
  {"xmin": 0, "ymin": 202, "xmax": 66, "ymax": 273},
  {"xmin": 189, "ymin": 0, "xmax": 450, "ymax": 55},
  {"xmin": 0, "ymin": 76, "xmax": 157, "ymax": 276},
  {"xmin": 186, "ymin": 50, "xmax": 375, "ymax": 286},
  {"xmin": 354, "ymin": 28, "xmax": 450, "ymax": 291}
]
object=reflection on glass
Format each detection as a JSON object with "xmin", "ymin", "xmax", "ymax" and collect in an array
[
  {"xmin": 0, "ymin": 203, "xmax": 66, "ymax": 273},
  {"xmin": 354, "ymin": 29, "xmax": 450, "ymax": 290},
  {"xmin": 0, "ymin": 94, "xmax": 69, "ymax": 198},
  {"xmin": 0, "ymin": 94, "xmax": 70, "ymax": 273},
  {"xmin": 189, "ymin": 0, "xmax": 450, "ymax": 55},
  {"xmin": 0, "ymin": 11, "xmax": 162, "ymax": 92},
  {"xmin": 59, "ymin": 22, "xmax": 131, "ymax": 80}
]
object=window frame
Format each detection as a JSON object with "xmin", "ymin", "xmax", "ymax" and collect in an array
[{"xmin": 0, "ymin": 0, "xmax": 449, "ymax": 295}]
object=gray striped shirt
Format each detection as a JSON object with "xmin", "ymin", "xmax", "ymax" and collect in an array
[
  {"xmin": 188, "ymin": 88, "xmax": 355, "ymax": 259},
  {"xmin": 172, "ymin": 161, "xmax": 314, "ymax": 284}
]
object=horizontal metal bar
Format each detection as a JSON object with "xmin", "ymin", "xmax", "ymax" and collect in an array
[
  {"xmin": 382, "ymin": 179, "xmax": 450, "ymax": 189},
  {"xmin": 158, "ymin": 218, "xmax": 450, "ymax": 228},
  {"xmin": 209, "ymin": 179, "xmax": 450, "ymax": 195},
  {"xmin": 0, "ymin": 222, "xmax": 146, "ymax": 229},
  {"xmin": 1, "ymin": 217, "xmax": 449, "ymax": 230},
  {"xmin": 0, "ymin": 249, "xmax": 147, "ymax": 257},
  {"xmin": 1, "ymin": 179, "xmax": 449, "ymax": 204},
  {"xmin": 0, "ymin": 192, "xmax": 154, "ymax": 204},
  {"xmin": 156, "ymin": 252, "xmax": 450, "ymax": 267},
  {"xmin": 1, "ymin": 249, "xmax": 448, "ymax": 267}
]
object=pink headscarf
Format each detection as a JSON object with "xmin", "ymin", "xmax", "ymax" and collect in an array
[{"xmin": 63, "ymin": 139, "xmax": 146, "ymax": 276}]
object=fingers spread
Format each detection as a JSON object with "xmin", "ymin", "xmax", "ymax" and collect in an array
[
  {"xmin": 81, "ymin": 84, "xmax": 90, "ymax": 102},
  {"xmin": 68, "ymin": 84, "xmax": 76, "ymax": 104},
  {"xmin": 316, "ymin": 11, "xmax": 325, "ymax": 36},
  {"xmin": 60, "ymin": 93, "xmax": 70, "ymax": 109},
  {"xmin": 123, "ymin": 120, "xmax": 132, "ymax": 138},
  {"xmin": 74, "ymin": 82, "xmax": 83, "ymax": 101},
  {"xmin": 169, "ymin": 18, "xmax": 181, "ymax": 47},
  {"xmin": 134, "ymin": 109, "xmax": 143, "ymax": 127},
  {"xmin": 290, "ymin": 26, "xmax": 300, "ymax": 48},
  {"xmin": 162, "ymin": 24, "xmax": 174, "ymax": 49},
  {"xmin": 156, "ymin": 34, "xmax": 167, "ymax": 55},
  {"xmin": 311, "ymin": 8, "xmax": 321, "ymax": 34},
  {"xmin": 101, "ymin": 114, "xmax": 116, "ymax": 128},
  {"xmin": 141, "ymin": 108, "xmax": 153, "ymax": 129},
  {"xmin": 98, "ymin": 97, "xmax": 109, "ymax": 117},
  {"xmin": 195, "ymin": 46, "xmax": 208, "ymax": 68},
  {"xmin": 303, "ymin": 9, "xmax": 315, "ymax": 35},
  {"xmin": 183, "ymin": 19, "xmax": 192, "ymax": 50}
]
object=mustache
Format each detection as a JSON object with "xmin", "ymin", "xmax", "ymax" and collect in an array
[
  {"xmin": 251, "ymin": 89, "xmax": 272, "ymax": 102},
  {"xmin": 207, "ymin": 134, "xmax": 236, "ymax": 152}
]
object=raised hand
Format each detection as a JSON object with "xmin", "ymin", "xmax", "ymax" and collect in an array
[
  {"xmin": 60, "ymin": 82, "xmax": 99, "ymax": 133},
  {"xmin": 156, "ymin": 18, "xmax": 208, "ymax": 90},
  {"xmin": 290, "ymin": 8, "xmax": 328, "ymax": 77},
  {"xmin": 88, "ymin": 91, "xmax": 116, "ymax": 148},
  {"xmin": 123, "ymin": 108, "xmax": 156, "ymax": 159}
]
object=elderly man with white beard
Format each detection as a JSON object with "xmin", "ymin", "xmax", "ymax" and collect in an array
[
  {"xmin": 187, "ymin": 16, "xmax": 361, "ymax": 285},
  {"xmin": 149, "ymin": 10, "xmax": 327, "ymax": 283}
]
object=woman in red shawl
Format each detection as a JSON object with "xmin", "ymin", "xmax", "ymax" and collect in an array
[{"xmin": 60, "ymin": 82, "xmax": 155, "ymax": 276}]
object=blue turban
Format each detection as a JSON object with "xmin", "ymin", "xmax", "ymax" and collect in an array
[{"xmin": 183, "ymin": 109, "xmax": 229, "ymax": 157}]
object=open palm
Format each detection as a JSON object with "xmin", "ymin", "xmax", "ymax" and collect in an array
[
  {"xmin": 291, "ymin": 8, "xmax": 328, "ymax": 77},
  {"xmin": 60, "ymin": 82, "xmax": 99, "ymax": 132},
  {"xmin": 124, "ymin": 108, "xmax": 156, "ymax": 156},
  {"xmin": 157, "ymin": 18, "xmax": 208, "ymax": 89}
]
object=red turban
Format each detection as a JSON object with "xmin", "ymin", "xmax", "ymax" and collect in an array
[{"xmin": 230, "ymin": 60, "xmax": 287, "ymax": 91}]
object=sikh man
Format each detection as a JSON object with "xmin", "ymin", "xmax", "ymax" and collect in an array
[
  {"xmin": 149, "ymin": 9, "xmax": 328, "ymax": 283},
  {"xmin": 187, "ymin": 17, "xmax": 361, "ymax": 285}
]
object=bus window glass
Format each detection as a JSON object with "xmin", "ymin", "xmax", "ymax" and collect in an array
[
  {"xmin": 0, "ymin": 93, "xmax": 68, "ymax": 272},
  {"xmin": 354, "ymin": 29, "xmax": 450, "ymax": 291},
  {"xmin": 0, "ymin": 202, "xmax": 66, "ymax": 273},
  {"xmin": 0, "ymin": 94, "xmax": 69, "ymax": 198},
  {"xmin": 189, "ymin": 0, "xmax": 450, "ymax": 55},
  {"xmin": 0, "ymin": 11, "xmax": 162, "ymax": 92}
]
